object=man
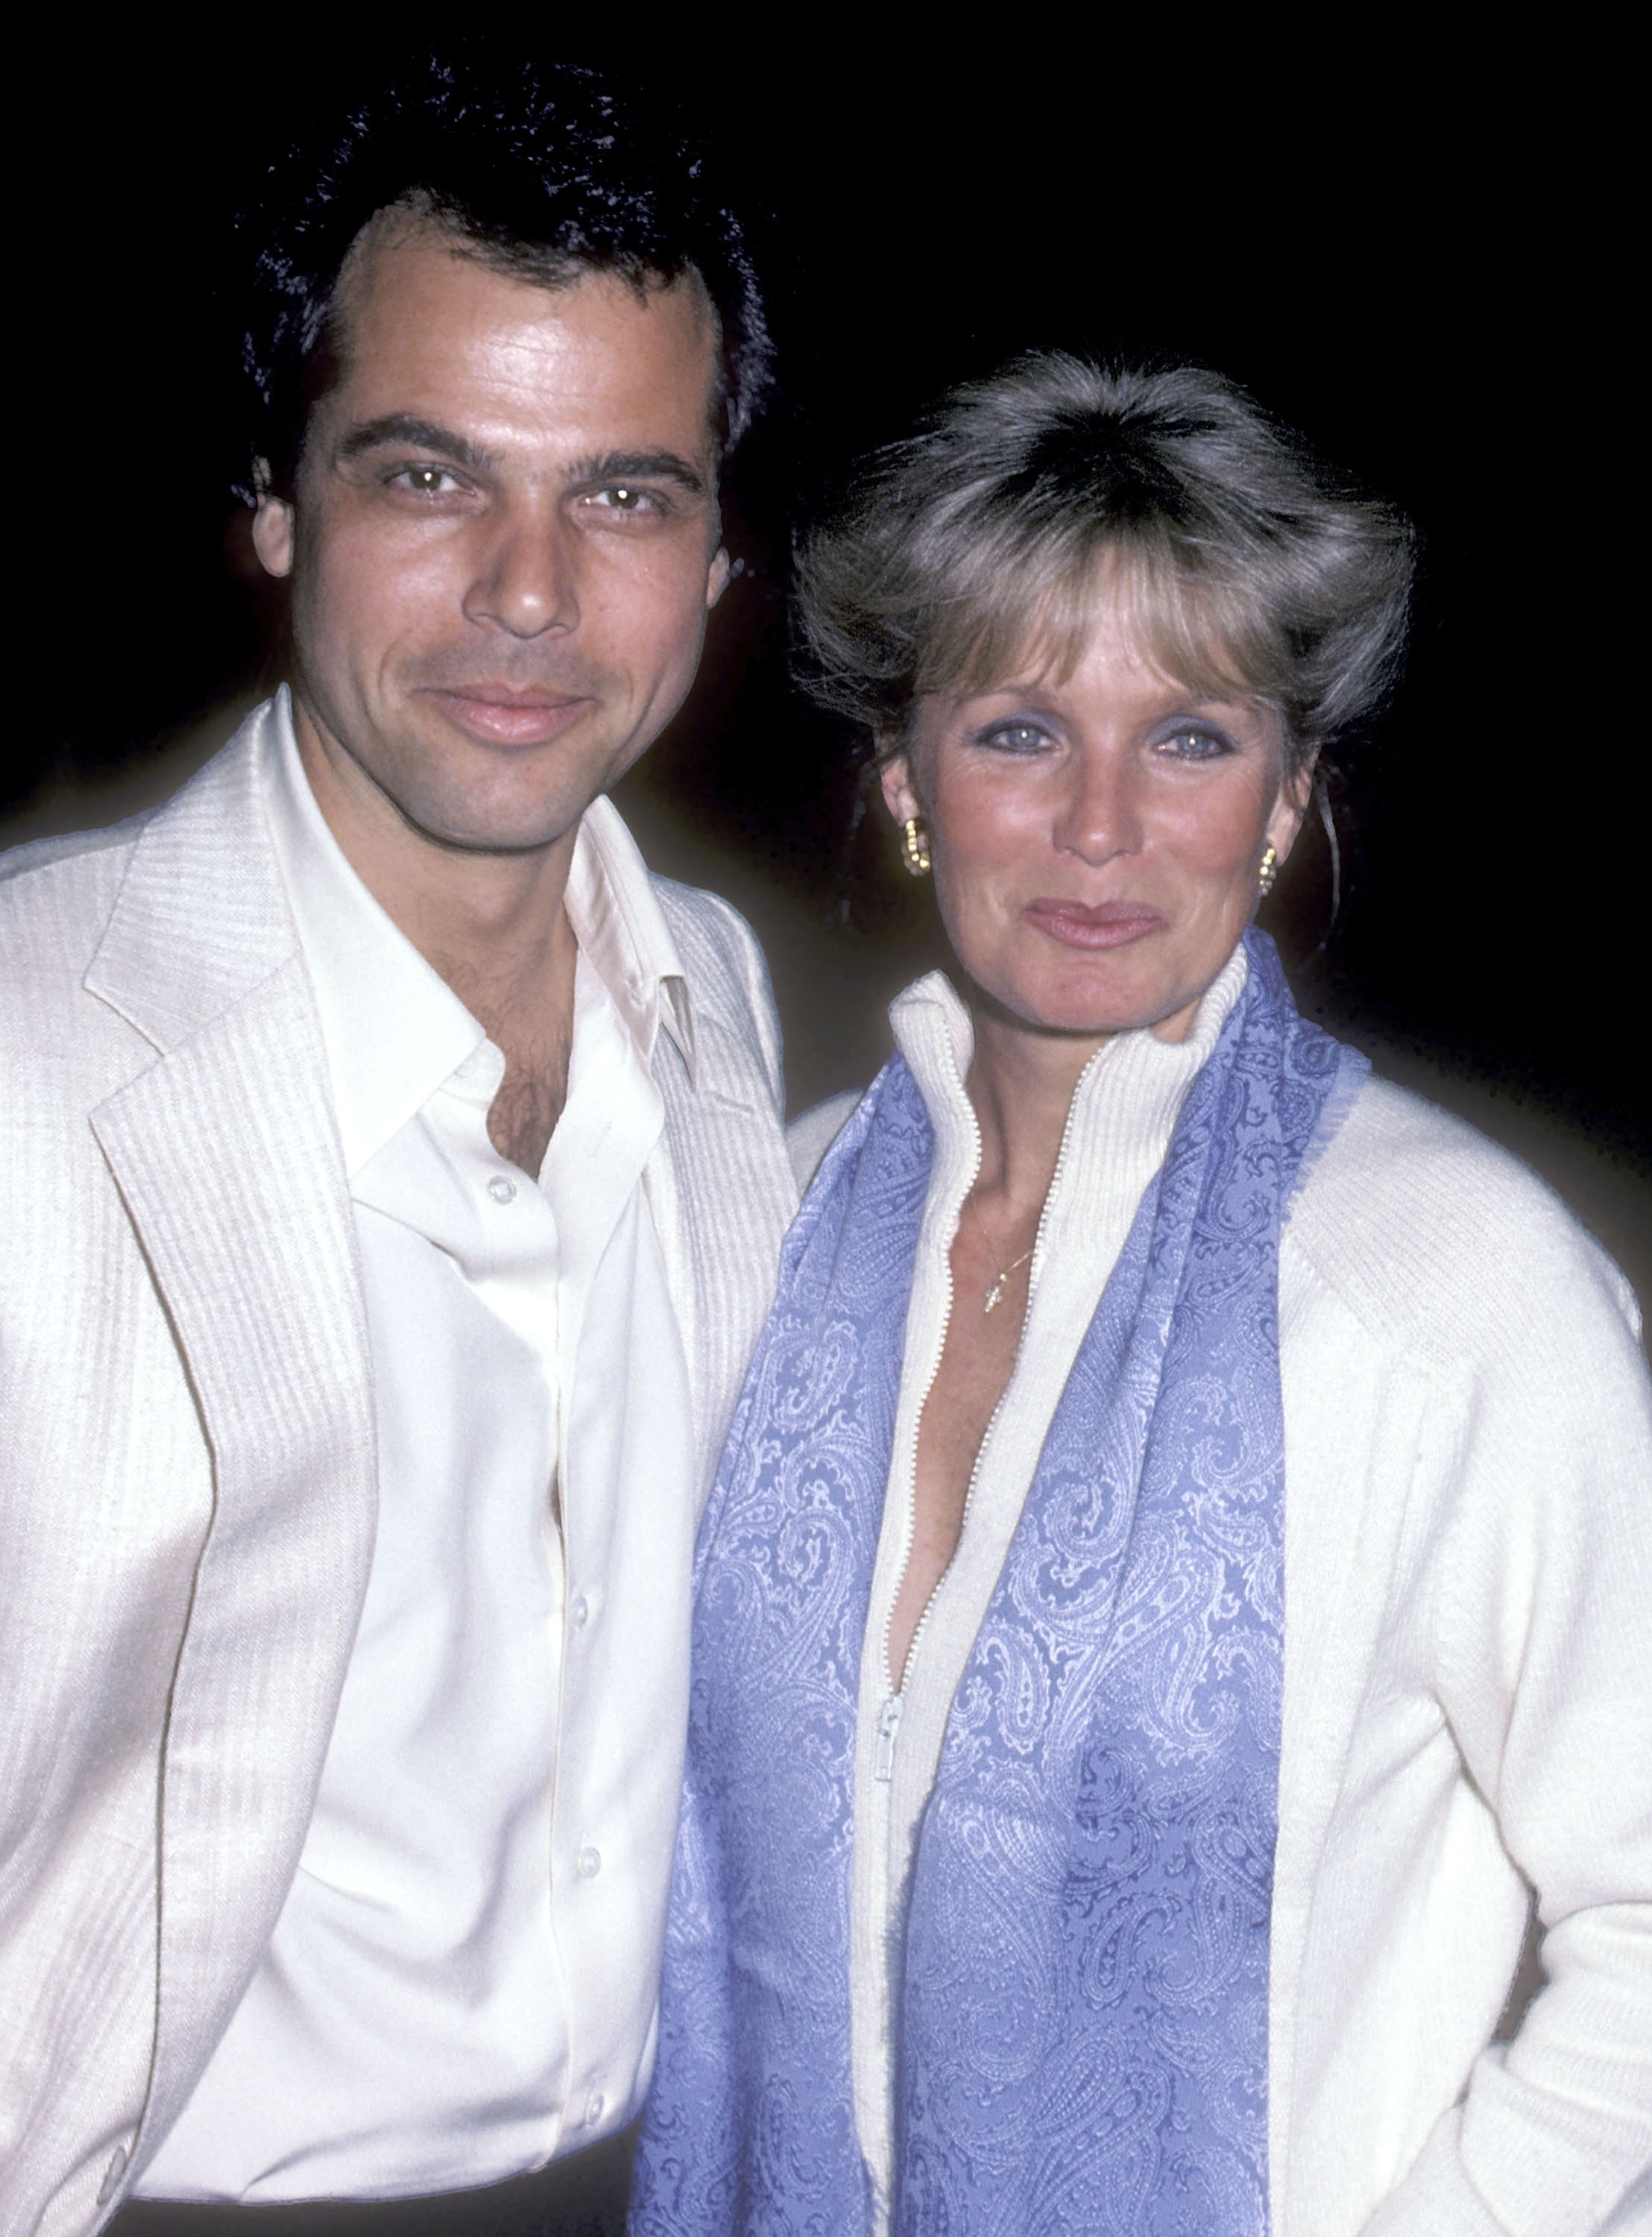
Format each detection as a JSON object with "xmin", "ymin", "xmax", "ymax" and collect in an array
[{"xmin": 1, "ymin": 62, "xmax": 797, "ymax": 2237}]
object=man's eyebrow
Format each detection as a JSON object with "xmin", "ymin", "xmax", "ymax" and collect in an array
[
  {"xmin": 567, "ymin": 450, "xmax": 708, "ymax": 497},
  {"xmin": 334, "ymin": 415, "xmax": 499, "ymax": 472},
  {"xmin": 331, "ymin": 424, "xmax": 707, "ymax": 497}
]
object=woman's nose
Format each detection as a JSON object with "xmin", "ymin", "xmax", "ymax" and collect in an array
[
  {"xmin": 1053, "ymin": 745, "xmax": 1142, "ymax": 863},
  {"xmin": 463, "ymin": 509, "xmax": 580, "ymax": 638}
]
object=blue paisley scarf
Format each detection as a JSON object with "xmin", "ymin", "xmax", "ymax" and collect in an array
[{"xmin": 632, "ymin": 932, "xmax": 1367, "ymax": 2237}]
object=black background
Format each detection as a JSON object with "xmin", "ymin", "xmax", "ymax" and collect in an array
[{"xmin": 12, "ymin": 5, "xmax": 1646, "ymax": 1278}]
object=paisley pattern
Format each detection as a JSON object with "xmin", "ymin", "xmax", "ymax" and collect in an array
[{"xmin": 631, "ymin": 934, "xmax": 1366, "ymax": 2237}]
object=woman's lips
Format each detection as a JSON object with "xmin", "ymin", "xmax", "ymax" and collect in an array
[
  {"xmin": 420, "ymin": 685, "xmax": 593, "ymax": 746},
  {"xmin": 1022, "ymin": 899, "xmax": 1166, "ymax": 950}
]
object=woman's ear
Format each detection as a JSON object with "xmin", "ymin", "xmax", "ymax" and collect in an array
[
  {"xmin": 1267, "ymin": 746, "xmax": 1320, "ymax": 863},
  {"xmin": 879, "ymin": 748, "xmax": 921, "ymax": 828}
]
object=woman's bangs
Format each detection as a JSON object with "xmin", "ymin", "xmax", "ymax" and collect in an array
[{"xmin": 915, "ymin": 532, "xmax": 1282, "ymax": 715}]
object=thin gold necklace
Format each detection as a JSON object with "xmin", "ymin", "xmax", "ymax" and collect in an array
[{"xmin": 983, "ymin": 1245, "xmax": 1035, "ymax": 1315}]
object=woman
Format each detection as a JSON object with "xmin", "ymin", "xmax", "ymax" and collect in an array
[{"xmin": 631, "ymin": 359, "xmax": 1652, "ymax": 2236}]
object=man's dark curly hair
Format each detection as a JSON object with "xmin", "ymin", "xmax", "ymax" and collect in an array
[{"xmin": 235, "ymin": 56, "xmax": 772, "ymax": 503}]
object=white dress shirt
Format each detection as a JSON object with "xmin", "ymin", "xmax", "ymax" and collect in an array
[{"xmin": 139, "ymin": 699, "xmax": 698, "ymax": 2202}]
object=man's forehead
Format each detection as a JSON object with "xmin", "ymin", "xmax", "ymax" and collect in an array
[
  {"xmin": 340, "ymin": 213, "xmax": 715, "ymax": 369},
  {"xmin": 340, "ymin": 199, "xmax": 710, "ymax": 311},
  {"xmin": 312, "ymin": 222, "xmax": 722, "ymax": 464}
]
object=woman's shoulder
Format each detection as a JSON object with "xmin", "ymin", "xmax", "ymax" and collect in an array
[
  {"xmin": 786, "ymin": 1089, "xmax": 866, "ymax": 1192},
  {"xmin": 1286, "ymin": 1072, "xmax": 1643, "ymax": 1373}
]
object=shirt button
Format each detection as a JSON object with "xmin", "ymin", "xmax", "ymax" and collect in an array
[
  {"xmin": 571, "ymin": 1594, "xmax": 590, "ymax": 1627},
  {"xmin": 577, "ymin": 1846, "xmax": 602, "ymax": 1878},
  {"xmin": 488, "ymin": 1176, "xmax": 517, "ymax": 1204},
  {"xmin": 97, "ymin": 2146, "xmax": 129, "ymax": 2206},
  {"xmin": 585, "ymin": 2092, "xmax": 605, "ymax": 2127}
]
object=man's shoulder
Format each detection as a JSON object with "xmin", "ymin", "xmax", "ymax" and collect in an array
[
  {"xmin": 0, "ymin": 815, "xmax": 161, "ymax": 1125},
  {"xmin": 0, "ymin": 812, "xmax": 155, "ymax": 997},
  {"xmin": 576, "ymin": 797, "xmax": 781, "ymax": 1090},
  {"xmin": 0, "ymin": 715, "xmax": 292, "ymax": 1074},
  {"xmin": 649, "ymin": 872, "xmax": 784, "ymax": 1088},
  {"xmin": 1, "ymin": 809, "xmax": 149, "ymax": 904},
  {"xmin": 650, "ymin": 872, "xmax": 760, "ymax": 981},
  {"xmin": 1, "ymin": 714, "xmax": 272, "ymax": 931}
]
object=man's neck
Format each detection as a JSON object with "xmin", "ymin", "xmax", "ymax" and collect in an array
[{"xmin": 292, "ymin": 699, "xmax": 582, "ymax": 1174}]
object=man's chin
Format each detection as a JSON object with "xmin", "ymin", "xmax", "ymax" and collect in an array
[
  {"xmin": 388, "ymin": 794, "xmax": 591, "ymax": 857},
  {"xmin": 373, "ymin": 714, "xmax": 623, "ymax": 856}
]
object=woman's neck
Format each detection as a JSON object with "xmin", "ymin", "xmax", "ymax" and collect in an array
[
  {"xmin": 962, "ymin": 1007, "xmax": 1112, "ymax": 1220},
  {"xmin": 959, "ymin": 964, "xmax": 1212, "ymax": 1219}
]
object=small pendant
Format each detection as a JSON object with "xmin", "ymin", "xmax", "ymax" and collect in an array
[{"xmin": 983, "ymin": 1277, "xmax": 1006, "ymax": 1315}]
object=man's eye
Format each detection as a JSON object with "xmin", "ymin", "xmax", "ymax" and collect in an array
[
  {"xmin": 590, "ymin": 485, "xmax": 663, "ymax": 515},
  {"xmin": 391, "ymin": 465, "xmax": 463, "ymax": 497}
]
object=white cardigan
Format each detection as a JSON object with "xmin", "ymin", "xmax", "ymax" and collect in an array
[
  {"xmin": 0, "ymin": 708, "xmax": 799, "ymax": 2237},
  {"xmin": 789, "ymin": 968, "xmax": 1652, "ymax": 2237}
]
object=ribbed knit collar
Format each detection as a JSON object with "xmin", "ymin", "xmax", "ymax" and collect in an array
[{"xmin": 888, "ymin": 943, "xmax": 1250, "ymax": 1295}]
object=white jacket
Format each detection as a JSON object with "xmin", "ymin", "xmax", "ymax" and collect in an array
[
  {"xmin": 789, "ymin": 970, "xmax": 1652, "ymax": 2237},
  {"xmin": 0, "ymin": 711, "xmax": 798, "ymax": 2237}
]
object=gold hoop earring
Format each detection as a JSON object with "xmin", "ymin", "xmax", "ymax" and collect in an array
[
  {"xmin": 1258, "ymin": 843, "xmax": 1279, "ymax": 899},
  {"xmin": 901, "ymin": 817, "xmax": 932, "ymax": 878}
]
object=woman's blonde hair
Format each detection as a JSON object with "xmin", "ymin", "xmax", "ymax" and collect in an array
[{"xmin": 794, "ymin": 355, "xmax": 1415, "ymax": 776}]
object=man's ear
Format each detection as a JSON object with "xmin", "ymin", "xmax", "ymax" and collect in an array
[
  {"xmin": 250, "ymin": 463, "xmax": 295, "ymax": 581},
  {"xmin": 705, "ymin": 545, "xmax": 731, "ymax": 609}
]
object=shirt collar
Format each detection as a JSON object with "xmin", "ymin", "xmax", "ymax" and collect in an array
[
  {"xmin": 564, "ymin": 791, "xmax": 695, "ymax": 1080},
  {"xmin": 258, "ymin": 690, "xmax": 694, "ymax": 1176},
  {"xmin": 259, "ymin": 690, "xmax": 486, "ymax": 1178}
]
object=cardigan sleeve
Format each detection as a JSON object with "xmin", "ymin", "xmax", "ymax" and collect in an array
[{"xmin": 1360, "ymin": 1185, "xmax": 1652, "ymax": 2235}]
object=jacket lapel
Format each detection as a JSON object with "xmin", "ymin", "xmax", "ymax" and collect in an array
[
  {"xmin": 83, "ymin": 714, "xmax": 378, "ymax": 2163},
  {"xmin": 649, "ymin": 1032, "xmax": 795, "ymax": 1506}
]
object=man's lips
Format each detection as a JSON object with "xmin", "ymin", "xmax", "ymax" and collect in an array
[
  {"xmin": 1021, "ymin": 898, "xmax": 1166, "ymax": 951},
  {"xmin": 417, "ymin": 684, "xmax": 596, "ymax": 746}
]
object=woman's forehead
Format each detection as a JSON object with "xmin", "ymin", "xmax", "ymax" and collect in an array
[{"xmin": 947, "ymin": 572, "xmax": 1261, "ymax": 714}]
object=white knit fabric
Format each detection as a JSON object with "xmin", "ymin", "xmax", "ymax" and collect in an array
[{"xmin": 792, "ymin": 983, "xmax": 1652, "ymax": 2237}]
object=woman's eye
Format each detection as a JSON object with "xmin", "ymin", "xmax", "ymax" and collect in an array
[
  {"xmin": 1156, "ymin": 726, "xmax": 1234, "ymax": 760},
  {"xmin": 976, "ymin": 721, "xmax": 1051, "ymax": 754}
]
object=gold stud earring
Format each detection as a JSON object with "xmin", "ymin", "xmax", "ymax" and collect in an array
[
  {"xmin": 901, "ymin": 816, "xmax": 932, "ymax": 878},
  {"xmin": 1258, "ymin": 843, "xmax": 1279, "ymax": 899}
]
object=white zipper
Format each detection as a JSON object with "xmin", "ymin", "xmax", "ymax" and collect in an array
[
  {"xmin": 873, "ymin": 1042, "xmax": 979, "ymax": 1780},
  {"xmin": 1027, "ymin": 1042, "xmax": 1103, "ymax": 1295},
  {"xmin": 872, "ymin": 1041, "xmax": 1105, "ymax": 1786},
  {"xmin": 874, "ymin": 1693, "xmax": 904, "ymax": 1780}
]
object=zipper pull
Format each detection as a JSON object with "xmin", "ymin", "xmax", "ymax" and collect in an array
[{"xmin": 874, "ymin": 1693, "xmax": 904, "ymax": 1782}]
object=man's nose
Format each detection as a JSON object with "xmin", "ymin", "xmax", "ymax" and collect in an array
[
  {"xmin": 463, "ymin": 506, "xmax": 579, "ymax": 638},
  {"xmin": 1053, "ymin": 743, "xmax": 1143, "ymax": 863}
]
